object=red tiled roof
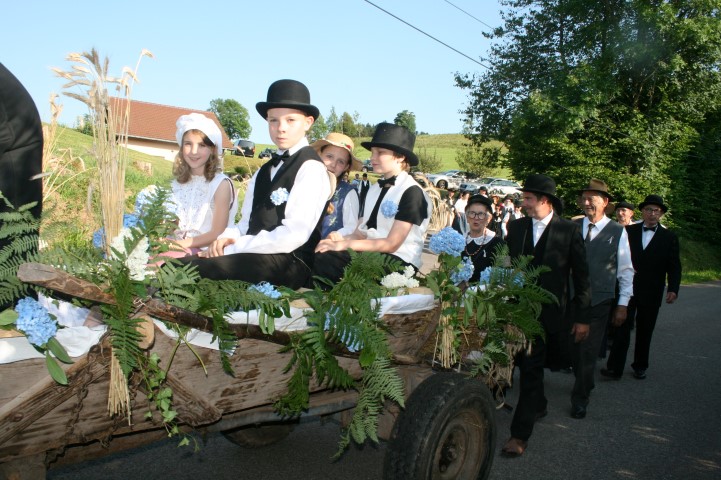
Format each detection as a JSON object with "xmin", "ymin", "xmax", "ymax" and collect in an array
[{"xmin": 110, "ymin": 98, "xmax": 233, "ymax": 150}]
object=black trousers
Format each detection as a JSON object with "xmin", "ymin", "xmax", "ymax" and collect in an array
[
  {"xmin": 572, "ymin": 299, "xmax": 612, "ymax": 407},
  {"xmin": 177, "ymin": 251, "xmax": 312, "ymax": 290},
  {"xmin": 606, "ymin": 299, "xmax": 660, "ymax": 373}
]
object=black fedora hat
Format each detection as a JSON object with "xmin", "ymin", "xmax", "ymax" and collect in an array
[
  {"xmin": 638, "ymin": 194, "xmax": 668, "ymax": 213},
  {"xmin": 361, "ymin": 122, "xmax": 418, "ymax": 166},
  {"xmin": 520, "ymin": 174, "xmax": 564, "ymax": 213},
  {"xmin": 256, "ymin": 79, "xmax": 320, "ymax": 120}
]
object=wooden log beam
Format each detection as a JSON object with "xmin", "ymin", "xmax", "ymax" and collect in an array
[{"xmin": 16, "ymin": 262, "xmax": 292, "ymax": 346}]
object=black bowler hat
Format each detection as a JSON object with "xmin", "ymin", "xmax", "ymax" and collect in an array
[
  {"xmin": 361, "ymin": 122, "xmax": 418, "ymax": 166},
  {"xmin": 638, "ymin": 194, "xmax": 668, "ymax": 213},
  {"xmin": 520, "ymin": 174, "xmax": 564, "ymax": 213},
  {"xmin": 615, "ymin": 201, "xmax": 635, "ymax": 211},
  {"xmin": 256, "ymin": 79, "xmax": 319, "ymax": 120}
]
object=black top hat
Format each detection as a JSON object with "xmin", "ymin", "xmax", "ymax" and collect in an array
[
  {"xmin": 638, "ymin": 194, "xmax": 668, "ymax": 213},
  {"xmin": 466, "ymin": 194, "xmax": 494, "ymax": 211},
  {"xmin": 520, "ymin": 174, "xmax": 564, "ymax": 213},
  {"xmin": 256, "ymin": 79, "xmax": 319, "ymax": 120},
  {"xmin": 615, "ymin": 201, "xmax": 635, "ymax": 211},
  {"xmin": 361, "ymin": 122, "xmax": 418, "ymax": 166}
]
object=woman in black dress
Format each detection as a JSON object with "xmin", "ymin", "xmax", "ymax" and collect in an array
[{"xmin": 462, "ymin": 195, "xmax": 505, "ymax": 282}]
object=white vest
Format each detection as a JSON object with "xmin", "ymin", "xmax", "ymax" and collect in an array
[{"xmin": 358, "ymin": 171, "xmax": 432, "ymax": 268}]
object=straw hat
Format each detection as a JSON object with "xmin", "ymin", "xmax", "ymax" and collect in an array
[{"xmin": 311, "ymin": 132, "xmax": 362, "ymax": 171}]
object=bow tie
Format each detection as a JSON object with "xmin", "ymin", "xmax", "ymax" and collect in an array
[
  {"xmin": 377, "ymin": 176, "xmax": 397, "ymax": 188},
  {"xmin": 643, "ymin": 225, "xmax": 657, "ymax": 232},
  {"xmin": 270, "ymin": 151, "xmax": 289, "ymax": 168}
]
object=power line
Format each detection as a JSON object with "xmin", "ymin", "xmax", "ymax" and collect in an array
[
  {"xmin": 442, "ymin": 0, "xmax": 496, "ymax": 31},
  {"xmin": 362, "ymin": 0, "xmax": 491, "ymax": 70}
]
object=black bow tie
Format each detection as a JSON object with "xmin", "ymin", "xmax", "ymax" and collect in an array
[
  {"xmin": 643, "ymin": 225, "xmax": 657, "ymax": 232},
  {"xmin": 270, "ymin": 151, "xmax": 289, "ymax": 167},
  {"xmin": 377, "ymin": 176, "xmax": 397, "ymax": 188}
]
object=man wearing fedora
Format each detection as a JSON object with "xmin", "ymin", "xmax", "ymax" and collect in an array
[
  {"xmin": 569, "ymin": 179, "xmax": 634, "ymax": 419},
  {"xmin": 603, "ymin": 194, "xmax": 681, "ymax": 380},
  {"xmin": 181, "ymin": 79, "xmax": 331, "ymax": 289},
  {"xmin": 501, "ymin": 174, "xmax": 591, "ymax": 456}
]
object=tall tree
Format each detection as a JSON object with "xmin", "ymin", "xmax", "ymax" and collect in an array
[
  {"xmin": 456, "ymin": 0, "xmax": 721, "ymax": 232},
  {"xmin": 394, "ymin": 110, "xmax": 417, "ymax": 134},
  {"xmin": 208, "ymin": 98, "xmax": 251, "ymax": 140}
]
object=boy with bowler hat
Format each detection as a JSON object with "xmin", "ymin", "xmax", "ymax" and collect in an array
[
  {"xmin": 501, "ymin": 174, "xmax": 591, "ymax": 456},
  {"xmin": 603, "ymin": 195, "xmax": 681, "ymax": 380},
  {"xmin": 180, "ymin": 79, "xmax": 331, "ymax": 289},
  {"xmin": 312, "ymin": 122, "xmax": 431, "ymax": 285}
]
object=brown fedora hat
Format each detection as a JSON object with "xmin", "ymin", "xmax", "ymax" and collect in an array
[{"xmin": 578, "ymin": 178, "xmax": 614, "ymax": 201}]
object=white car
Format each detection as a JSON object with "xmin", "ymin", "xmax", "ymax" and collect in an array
[{"xmin": 425, "ymin": 170, "xmax": 478, "ymax": 190}]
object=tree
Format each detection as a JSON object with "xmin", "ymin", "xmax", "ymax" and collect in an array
[
  {"xmin": 456, "ymin": 0, "xmax": 721, "ymax": 230},
  {"xmin": 394, "ymin": 110, "xmax": 416, "ymax": 134},
  {"xmin": 208, "ymin": 98, "xmax": 251, "ymax": 140}
]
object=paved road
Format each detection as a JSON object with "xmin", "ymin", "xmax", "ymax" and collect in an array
[{"xmin": 48, "ymin": 281, "xmax": 721, "ymax": 480}]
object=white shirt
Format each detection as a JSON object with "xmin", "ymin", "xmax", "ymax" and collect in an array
[
  {"xmin": 220, "ymin": 138, "xmax": 331, "ymax": 254},
  {"xmin": 532, "ymin": 210, "xmax": 554, "ymax": 246},
  {"xmin": 583, "ymin": 216, "xmax": 634, "ymax": 306}
]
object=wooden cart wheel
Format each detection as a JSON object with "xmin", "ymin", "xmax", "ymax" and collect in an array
[
  {"xmin": 383, "ymin": 372, "xmax": 496, "ymax": 480},
  {"xmin": 221, "ymin": 423, "xmax": 295, "ymax": 448}
]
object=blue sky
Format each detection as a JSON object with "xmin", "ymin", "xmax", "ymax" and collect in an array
[{"xmin": 2, "ymin": 0, "xmax": 501, "ymax": 144}]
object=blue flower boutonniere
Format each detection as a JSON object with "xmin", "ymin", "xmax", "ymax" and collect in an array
[
  {"xmin": 381, "ymin": 200, "xmax": 399, "ymax": 218},
  {"xmin": 270, "ymin": 188, "xmax": 289, "ymax": 206}
]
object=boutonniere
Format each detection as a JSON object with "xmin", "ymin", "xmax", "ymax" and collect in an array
[
  {"xmin": 381, "ymin": 200, "xmax": 399, "ymax": 218},
  {"xmin": 270, "ymin": 187, "xmax": 289, "ymax": 206}
]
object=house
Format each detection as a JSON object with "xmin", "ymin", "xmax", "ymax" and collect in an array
[{"xmin": 111, "ymin": 98, "xmax": 233, "ymax": 161}]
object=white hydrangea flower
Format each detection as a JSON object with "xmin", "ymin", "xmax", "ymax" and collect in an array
[{"xmin": 110, "ymin": 228, "xmax": 150, "ymax": 281}]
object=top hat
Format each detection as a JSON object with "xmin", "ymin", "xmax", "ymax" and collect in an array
[
  {"xmin": 578, "ymin": 178, "xmax": 614, "ymax": 200},
  {"xmin": 311, "ymin": 132, "xmax": 362, "ymax": 172},
  {"xmin": 615, "ymin": 201, "xmax": 635, "ymax": 211},
  {"xmin": 256, "ymin": 79, "xmax": 319, "ymax": 120},
  {"xmin": 466, "ymin": 194, "xmax": 494, "ymax": 212},
  {"xmin": 520, "ymin": 174, "xmax": 564, "ymax": 213},
  {"xmin": 361, "ymin": 122, "xmax": 418, "ymax": 166},
  {"xmin": 638, "ymin": 194, "xmax": 668, "ymax": 213}
]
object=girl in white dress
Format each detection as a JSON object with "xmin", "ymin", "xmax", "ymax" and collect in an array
[{"xmin": 168, "ymin": 113, "xmax": 237, "ymax": 255}]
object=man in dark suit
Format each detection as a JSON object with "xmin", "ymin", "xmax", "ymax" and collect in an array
[
  {"xmin": 602, "ymin": 195, "xmax": 681, "ymax": 380},
  {"xmin": 501, "ymin": 174, "xmax": 591, "ymax": 457}
]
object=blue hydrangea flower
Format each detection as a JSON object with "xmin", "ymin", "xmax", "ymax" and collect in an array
[
  {"xmin": 15, "ymin": 297, "xmax": 57, "ymax": 346},
  {"xmin": 381, "ymin": 200, "xmax": 399, "ymax": 218},
  {"xmin": 451, "ymin": 256, "xmax": 474, "ymax": 285},
  {"xmin": 248, "ymin": 281, "xmax": 281, "ymax": 299},
  {"xmin": 92, "ymin": 214, "xmax": 141, "ymax": 249},
  {"xmin": 270, "ymin": 188, "xmax": 289, "ymax": 206},
  {"xmin": 428, "ymin": 227, "xmax": 466, "ymax": 257}
]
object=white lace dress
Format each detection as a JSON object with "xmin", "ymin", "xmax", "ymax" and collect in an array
[{"xmin": 169, "ymin": 174, "xmax": 237, "ymax": 243}]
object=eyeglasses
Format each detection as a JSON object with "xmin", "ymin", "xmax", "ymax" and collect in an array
[
  {"xmin": 642, "ymin": 207, "xmax": 662, "ymax": 214},
  {"xmin": 466, "ymin": 211, "xmax": 489, "ymax": 219}
]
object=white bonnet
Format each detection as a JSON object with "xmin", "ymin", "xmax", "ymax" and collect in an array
[{"xmin": 175, "ymin": 113, "xmax": 223, "ymax": 153}]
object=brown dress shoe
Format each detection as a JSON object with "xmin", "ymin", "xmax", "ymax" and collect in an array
[{"xmin": 501, "ymin": 437, "xmax": 528, "ymax": 457}]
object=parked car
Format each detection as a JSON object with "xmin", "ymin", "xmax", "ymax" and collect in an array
[
  {"xmin": 258, "ymin": 148, "xmax": 275, "ymax": 160},
  {"xmin": 460, "ymin": 178, "xmax": 522, "ymax": 197},
  {"xmin": 232, "ymin": 139, "xmax": 255, "ymax": 157},
  {"xmin": 361, "ymin": 159, "xmax": 373, "ymax": 172},
  {"xmin": 425, "ymin": 170, "xmax": 478, "ymax": 190}
]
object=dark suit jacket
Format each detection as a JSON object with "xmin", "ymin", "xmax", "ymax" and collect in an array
[
  {"xmin": 506, "ymin": 214, "xmax": 591, "ymax": 334},
  {"xmin": 626, "ymin": 223, "xmax": 681, "ymax": 307}
]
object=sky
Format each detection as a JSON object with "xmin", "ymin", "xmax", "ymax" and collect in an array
[{"xmin": 2, "ymin": 0, "xmax": 502, "ymax": 145}]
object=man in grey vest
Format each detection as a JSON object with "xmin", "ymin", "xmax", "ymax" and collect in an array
[{"xmin": 570, "ymin": 179, "xmax": 634, "ymax": 419}]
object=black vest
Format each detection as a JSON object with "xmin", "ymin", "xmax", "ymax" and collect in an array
[{"xmin": 249, "ymin": 146, "xmax": 326, "ymax": 259}]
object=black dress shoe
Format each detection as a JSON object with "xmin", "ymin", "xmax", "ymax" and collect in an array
[
  {"xmin": 633, "ymin": 369, "xmax": 647, "ymax": 379},
  {"xmin": 571, "ymin": 404, "xmax": 587, "ymax": 419},
  {"xmin": 600, "ymin": 368, "xmax": 622, "ymax": 380}
]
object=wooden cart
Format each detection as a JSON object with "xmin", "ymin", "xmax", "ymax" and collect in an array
[{"xmin": 0, "ymin": 264, "xmax": 497, "ymax": 480}]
